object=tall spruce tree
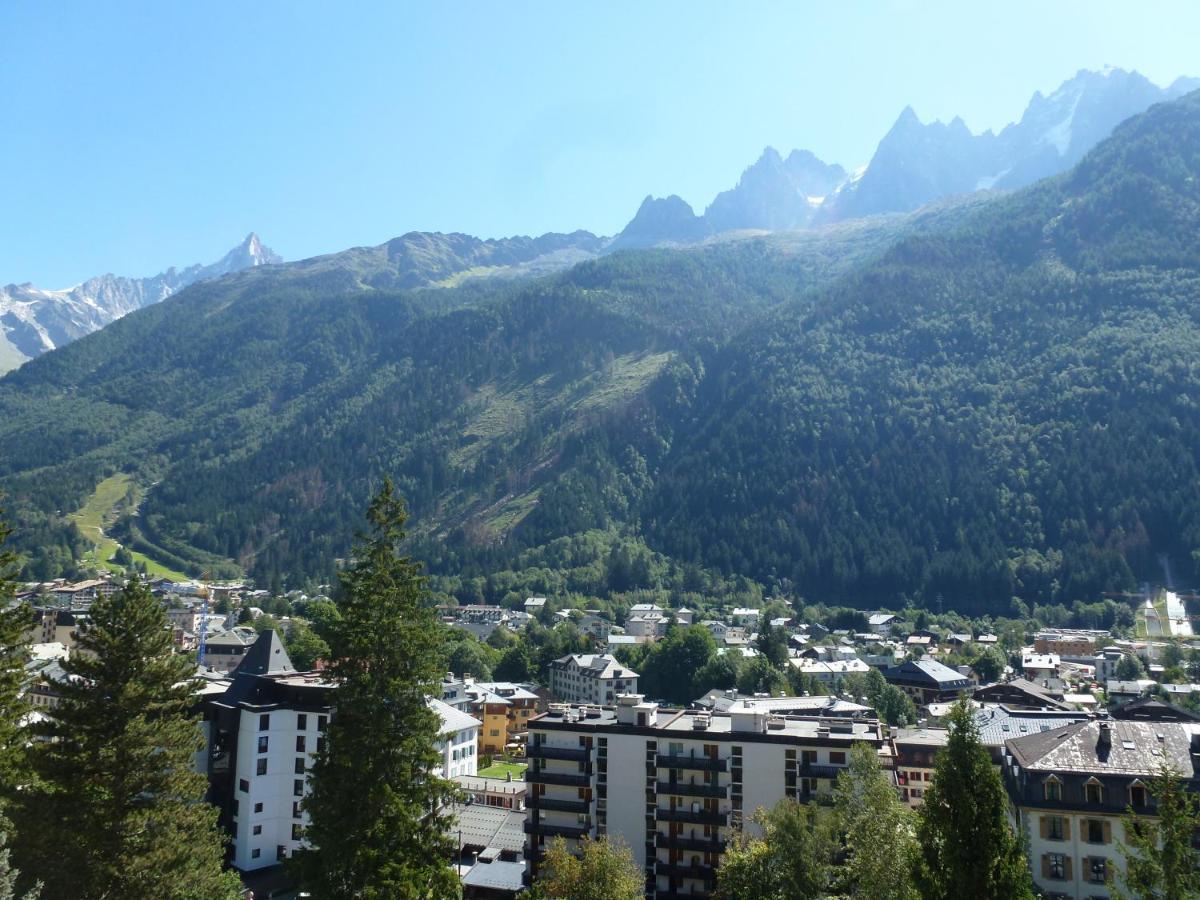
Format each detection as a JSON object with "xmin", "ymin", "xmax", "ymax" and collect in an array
[
  {"xmin": 0, "ymin": 510, "xmax": 33, "ymax": 806},
  {"xmin": 17, "ymin": 578, "xmax": 240, "ymax": 900},
  {"xmin": 913, "ymin": 699, "xmax": 1033, "ymax": 900},
  {"xmin": 299, "ymin": 479, "xmax": 459, "ymax": 898}
]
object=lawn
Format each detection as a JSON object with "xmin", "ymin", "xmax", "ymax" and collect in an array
[
  {"xmin": 69, "ymin": 473, "xmax": 190, "ymax": 581},
  {"xmin": 477, "ymin": 761, "xmax": 527, "ymax": 779}
]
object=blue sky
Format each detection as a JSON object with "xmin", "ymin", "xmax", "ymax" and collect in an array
[{"xmin": 2, "ymin": 0, "xmax": 1198, "ymax": 287}]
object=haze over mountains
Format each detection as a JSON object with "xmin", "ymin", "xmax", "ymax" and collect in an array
[{"xmin": 2, "ymin": 80, "xmax": 1199, "ymax": 617}]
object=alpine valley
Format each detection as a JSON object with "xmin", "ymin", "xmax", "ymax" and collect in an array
[{"xmin": 2, "ymin": 70, "xmax": 1200, "ymax": 617}]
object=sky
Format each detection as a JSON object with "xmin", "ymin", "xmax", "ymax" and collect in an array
[{"xmin": 2, "ymin": 1, "xmax": 1198, "ymax": 287}]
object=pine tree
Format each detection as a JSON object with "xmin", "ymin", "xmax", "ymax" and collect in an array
[
  {"xmin": 0, "ymin": 510, "xmax": 34, "ymax": 807},
  {"xmin": 835, "ymin": 741, "xmax": 918, "ymax": 899},
  {"xmin": 0, "ymin": 815, "xmax": 37, "ymax": 900},
  {"xmin": 1115, "ymin": 761, "xmax": 1200, "ymax": 899},
  {"xmin": 535, "ymin": 836, "xmax": 643, "ymax": 900},
  {"xmin": 913, "ymin": 699, "xmax": 1033, "ymax": 900},
  {"xmin": 298, "ymin": 480, "xmax": 459, "ymax": 898},
  {"xmin": 17, "ymin": 578, "xmax": 240, "ymax": 900}
]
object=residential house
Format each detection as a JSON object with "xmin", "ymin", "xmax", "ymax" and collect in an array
[{"xmin": 868, "ymin": 613, "xmax": 897, "ymax": 635}]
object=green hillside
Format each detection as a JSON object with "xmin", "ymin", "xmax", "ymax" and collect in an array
[{"xmin": 2, "ymin": 91, "xmax": 1199, "ymax": 615}]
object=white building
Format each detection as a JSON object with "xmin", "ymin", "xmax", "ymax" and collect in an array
[
  {"xmin": 525, "ymin": 695, "xmax": 888, "ymax": 894},
  {"xmin": 548, "ymin": 653, "xmax": 639, "ymax": 705},
  {"xmin": 430, "ymin": 697, "xmax": 482, "ymax": 779}
]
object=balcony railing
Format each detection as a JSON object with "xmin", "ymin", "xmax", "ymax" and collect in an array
[
  {"xmin": 799, "ymin": 763, "xmax": 844, "ymax": 780},
  {"xmin": 656, "ymin": 754, "xmax": 727, "ymax": 772},
  {"xmin": 655, "ymin": 861, "xmax": 717, "ymax": 882},
  {"xmin": 528, "ymin": 744, "xmax": 590, "ymax": 762},
  {"xmin": 656, "ymin": 781, "xmax": 727, "ymax": 799},
  {"xmin": 530, "ymin": 796, "xmax": 591, "ymax": 814},
  {"xmin": 655, "ymin": 833, "xmax": 726, "ymax": 853},
  {"xmin": 656, "ymin": 807, "xmax": 727, "ymax": 826},
  {"xmin": 524, "ymin": 820, "xmax": 590, "ymax": 839},
  {"xmin": 528, "ymin": 770, "xmax": 591, "ymax": 788}
]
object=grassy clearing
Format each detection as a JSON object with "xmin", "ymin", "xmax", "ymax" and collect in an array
[
  {"xmin": 69, "ymin": 474, "xmax": 190, "ymax": 581},
  {"xmin": 477, "ymin": 761, "xmax": 527, "ymax": 779}
]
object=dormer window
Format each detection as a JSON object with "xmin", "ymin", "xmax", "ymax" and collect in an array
[
  {"xmin": 1130, "ymin": 780, "xmax": 1147, "ymax": 808},
  {"xmin": 1044, "ymin": 776, "xmax": 1062, "ymax": 802},
  {"xmin": 1085, "ymin": 777, "xmax": 1104, "ymax": 805}
]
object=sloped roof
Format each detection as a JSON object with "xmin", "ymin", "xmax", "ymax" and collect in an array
[
  {"xmin": 886, "ymin": 658, "xmax": 970, "ymax": 687},
  {"xmin": 431, "ymin": 697, "xmax": 482, "ymax": 734},
  {"xmin": 233, "ymin": 630, "xmax": 295, "ymax": 676},
  {"xmin": 1007, "ymin": 719, "xmax": 1197, "ymax": 777}
]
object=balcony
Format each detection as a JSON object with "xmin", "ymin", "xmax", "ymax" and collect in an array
[
  {"xmin": 528, "ymin": 769, "xmax": 591, "ymax": 788},
  {"xmin": 655, "ymin": 892, "xmax": 710, "ymax": 900},
  {"xmin": 799, "ymin": 764, "xmax": 844, "ymax": 780},
  {"xmin": 656, "ymin": 861, "xmax": 717, "ymax": 882},
  {"xmin": 524, "ymin": 819, "xmax": 590, "ymax": 840},
  {"xmin": 655, "ymin": 833, "xmax": 726, "ymax": 853},
  {"xmin": 656, "ymin": 781, "xmax": 727, "ymax": 799},
  {"xmin": 657, "ymin": 807, "xmax": 728, "ymax": 826},
  {"xmin": 528, "ymin": 744, "xmax": 591, "ymax": 762},
  {"xmin": 656, "ymin": 754, "xmax": 727, "ymax": 773},
  {"xmin": 530, "ymin": 796, "xmax": 590, "ymax": 814}
]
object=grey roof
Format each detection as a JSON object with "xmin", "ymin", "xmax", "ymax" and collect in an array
[
  {"xmin": 461, "ymin": 859, "xmax": 526, "ymax": 892},
  {"xmin": 450, "ymin": 803, "xmax": 526, "ymax": 854},
  {"xmin": 973, "ymin": 678, "xmax": 1072, "ymax": 710},
  {"xmin": 886, "ymin": 658, "xmax": 971, "ymax": 687},
  {"xmin": 1006, "ymin": 719, "xmax": 1198, "ymax": 777},
  {"xmin": 973, "ymin": 705, "xmax": 1088, "ymax": 747},
  {"xmin": 233, "ymin": 630, "xmax": 295, "ymax": 676}
]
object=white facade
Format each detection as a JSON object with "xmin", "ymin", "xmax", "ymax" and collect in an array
[
  {"xmin": 548, "ymin": 654, "xmax": 639, "ymax": 705},
  {"xmin": 431, "ymin": 697, "xmax": 482, "ymax": 779}
]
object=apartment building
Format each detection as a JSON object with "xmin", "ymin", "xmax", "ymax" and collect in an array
[
  {"xmin": 524, "ymin": 695, "xmax": 887, "ymax": 896},
  {"xmin": 202, "ymin": 631, "xmax": 480, "ymax": 873},
  {"xmin": 884, "ymin": 658, "xmax": 974, "ymax": 706},
  {"xmin": 1004, "ymin": 719, "xmax": 1200, "ymax": 899},
  {"xmin": 442, "ymin": 677, "xmax": 544, "ymax": 754},
  {"xmin": 548, "ymin": 654, "xmax": 639, "ymax": 705}
]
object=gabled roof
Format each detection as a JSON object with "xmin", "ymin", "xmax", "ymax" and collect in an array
[
  {"xmin": 233, "ymin": 630, "xmax": 295, "ymax": 676},
  {"xmin": 886, "ymin": 658, "xmax": 971, "ymax": 687},
  {"xmin": 430, "ymin": 697, "xmax": 482, "ymax": 734},
  {"xmin": 1006, "ymin": 720, "xmax": 1197, "ymax": 777},
  {"xmin": 973, "ymin": 678, "xmax": 1072, "ymax": 711}
]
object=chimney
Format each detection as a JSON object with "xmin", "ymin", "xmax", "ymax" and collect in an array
[{"xmin": 1097, "ymin": 722, "xmax": 1112, "ymax": 750}]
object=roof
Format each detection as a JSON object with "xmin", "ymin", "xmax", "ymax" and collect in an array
[
  {"xmin": 233, "ymin": 630, "xmax": 295, "ymax": 676},
  {"xmin": 886, "ymin": 658, "xmax": 971, "ymax": 688},
  {"xmin": 431, "ymin": 697, "xmax": 482, "ymax": 735},
  {"xmin": 973, "ymin": 704, "xmax": 1088, "ymax": 747},
  {"xmin": 552, "ymin": 653, "xmax": 638, "ymax": 680},
  {"xmin": 1007, "ymin": 719, "xmax": 1198, "ymax": 777},
  {"xmin": 973, "ymin": 678, "xmax": 1072, "ymax": 711},
  {"xmin": 450, "ymin": 803, "xmax": 525, "ymax": 854},
  {"xmin": 893, "ymin": 726, "xmax": 950, "ymax": 748},
  {"xmin": 868, "ymin": 613, "xmax": 896, "ymax": 625},
  {"xmin": 461, "ymin": 859, "xmax": 525, "ymax": 892}
]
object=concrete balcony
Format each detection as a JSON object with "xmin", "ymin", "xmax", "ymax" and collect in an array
[
  {"xmin": 656, "ymin": 754, "xmax": 727, "ymax": 773},
  {"xmin": 529, "ymin": 795, "xmax": 590, "ymax": 814},
  {"xmin": 527, "ymin": 769, "xmax": 591, "ymax": 788},
  {"xmin": 524, "ymin": 819, "xmax": 590, "ymax": 840},
  {"xmin": 656, "ymin": 806, "xmax": 727, "ymax": 826},
  {"xmin": 656, "ymin": 781, "xmax": 727, "ymax": 799},
  {"xmin": 655, "ymin": 833, "xmax": 726, "ymax": 853},
  {"xmin": 528, "ymin": 744, "xmax": 590, "ymax": 762}
]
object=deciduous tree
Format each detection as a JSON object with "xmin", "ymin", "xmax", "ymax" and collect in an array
[
  {"xmin": 835, "ymin": 741, "xmax": 918, "ymax": 899},
  {"xmin": 536, "ymin": 836, "xmax": 642, "ymax": 900}
]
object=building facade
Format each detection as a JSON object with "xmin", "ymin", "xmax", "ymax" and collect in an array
[
  {"xmin": 548, "ymin": 654, "xmax": 639, "ymax": 705},
  {"xmin": 524, "ymin": 695, "xmax": 887, "ymax": 896}
]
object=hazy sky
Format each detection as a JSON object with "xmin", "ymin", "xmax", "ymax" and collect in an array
[{"xmin": 3, "ymin": 1, "xmax": 1198, "ymax": 286}]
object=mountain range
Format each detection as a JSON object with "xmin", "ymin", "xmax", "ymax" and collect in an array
[
  {"xmin": 1, "ymin": 82, "xmax": 1199, "ymax": 618},
  {"xmin": 0, "ymin": 234, "xmax": 281, "ymax": 373}
]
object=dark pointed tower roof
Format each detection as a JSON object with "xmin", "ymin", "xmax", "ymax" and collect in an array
[{"xmin": 234, "ymin": 629, "xmax": 295, "ymax": 676}]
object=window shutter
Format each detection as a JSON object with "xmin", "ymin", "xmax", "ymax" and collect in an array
[
  {"xmin": 1039, "ymin": 816, "xmax": 1049, "ymax": 839},
  {"xmin": 1064, "ymin": 856, "xmax": 1073, "ymax": 881},
  {"xmin": 1041, "ymin": 855, "xmax": 1051, "ymax": 879},
  {"xmin": 1102, "ymin": 819, "xmax": 1112, "ymax": 844},
  {"xmin": 1063, "ymin": 817, "xmax": 1071, "ymax": 840}
]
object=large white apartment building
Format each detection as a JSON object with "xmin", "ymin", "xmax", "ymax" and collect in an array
[
  {"xmin": 524, "ymin": 694, "xmax": 887, "ymax": 896},
  {"xmin": 548, "ymin": 653, "xmax": 639, "ymax": 705},
  {"xmin": 200, "ymin": 631, "xmax": 481, "ymax": 873}
]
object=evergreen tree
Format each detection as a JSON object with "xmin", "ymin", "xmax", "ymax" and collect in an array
[
  {"xmin": 298, "ymin": 480, "xmax": 459, "ymax": 898},
  {"xmin": 1115, "ymin": 762, "xmax": 1200, "ymax": 899},
  {"xmin": 535, "ymin": 836, "xmax": 643, "ymax": 900},
  {"xmin": 0, "ymin": 816, "xmax": 37, "ymax": 900},
  {"xmin": 835, "ymin": 741, "xmax": 918, "ymax": 899},
  {"xmin": 18, "ymin": 578, "xmax": 239, "ymax": 899},
  {"xmin": 0, "ymin": 511, "xmax": 33, "ymax": 806},
  {"xmin": 913, "ymin": 699, "xmax": 1032, "ymax": 900}
]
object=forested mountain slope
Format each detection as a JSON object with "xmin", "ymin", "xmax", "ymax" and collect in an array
[{"xmin": 2, "ymin": 91, "xmax": 1198, "ymax": 615}]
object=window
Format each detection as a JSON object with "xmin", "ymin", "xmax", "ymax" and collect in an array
[
  {"xmin": 1044, "ymin": 777, "xmax": 1062, "ymax": 801},
  {"xmin": 829, "ymin": 751, "xmax": 846, "ymax": 765},
  {"xmin": 1090, "ymin": 857, "xmax": 1107, "ymax": 884},
  {"xmin": 256, "ymin": 758, "xmax": 268, "ymax": 776},
  {"xmin": 293, "ymin": 801, "xmax": 302, "ymax": 818},
  {"xmin": 294, "ymin": 779, "xmax": 304, "ymax": 797},
  {"xmin": 239, "ymin": 779, "xmax": 250, "ymax": 793},
  {"xmin": 1047, "ymin": 816, "xmax": 1064, "ymax": 840},
  {"xmin": 317, "ymin": 715, "xmax": 328, "ymax": 731},
  {"xmin": 1086, "ymin": 819, "xmax": 1103, "ymax": 844},
  {"xmin": 292, "ymin": 823, "xmax": 303, "ymax": 841},
  {"xmin": 277, "ymin": 846, "xmax": 286, "ymax": 861},
  {"xmin": 253, "ymin": 802, "xmax": 263, "ymax": 814},
  {"xmin": 258, "ymin": 735, "xmax": 269, "ymax": 754},
  {"xmin": 297, "ymin": 714, "xmax": 308, "ymax": 730},
  {"xmin": 1130, "ymin": 783, "xmax": 1147, "ymax": 807},
  {"xmin": 251, "ymin": 848, "xmax": 261, "ymax": 860},
  {"xmin": 252, "ymin": 825, "xmax": 262, "ymax": 836},
  {"xmin": 1086, "ymin": 780, "xmax": 1103, "ymax": 804},
  {"xmin": 317, "ymin": 737, "xmax": 325, "ymax": 754},
  {"xmin": 296, "ymin": 735, "xmax": 306, "ymax": 753},
  {"xmin": 295, "ymin": 758, "xmax": 306, "ymax": 774},
  {"xmin": 1049, "ymin": 853, "xmax": 1065, "ymax": 879},
  {"xmin": 259, "ymin": 714, "xmax": 270, "ymax": 732},
  {"xmin": 490, "ymin": 729, "xmax": 500, "ymax": 737}
]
